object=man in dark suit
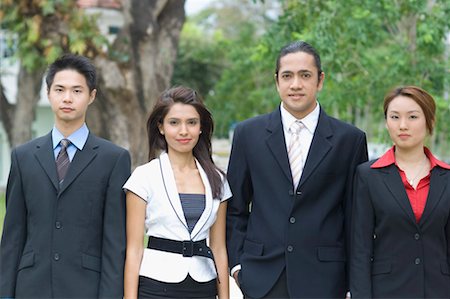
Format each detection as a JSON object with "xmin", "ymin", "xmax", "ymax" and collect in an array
[
  {"xmin": 226, "ymin": 41, "xmax": 368, "ymax": 298},
  {"xmin": 0, "ymin": 54, "xmax": 131, "ymax": 298}
]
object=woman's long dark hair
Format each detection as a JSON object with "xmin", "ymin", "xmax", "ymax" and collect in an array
[{"xmin": 147, "ymin": 86, "xmax": 225, "ymax": 199}]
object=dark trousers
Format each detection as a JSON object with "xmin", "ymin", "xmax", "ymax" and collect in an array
[
  {"xmin": 138, "ymin": 274, "xmax": 216, "ymax": 299},
  {"xmin": 244, "ymin": 269, "xmax": 290, "ymax": 299}
]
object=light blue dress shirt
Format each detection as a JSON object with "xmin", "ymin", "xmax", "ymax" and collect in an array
[{"xmin": 52, "ymin": 124, "xmax": 89, "ymax": 161}]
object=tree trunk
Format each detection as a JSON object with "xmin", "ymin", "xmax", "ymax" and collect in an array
[
  {"xmin": 87, "ymin": 0, "xmax": 186, "ymax": 168},
  {"xmin": 2, "ymin": 66, "xmax": 45, "ymax": 148},
  {"xmin": 0, "ymin": 81, "xmax": 14, "ymax": 147}
]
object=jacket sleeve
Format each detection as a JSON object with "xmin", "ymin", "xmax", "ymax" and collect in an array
[
  {"xmin": 98, "ymin": 149, "xmax": 131, "ymax": 298},
  {"xmin": 0, "ymin": 149, "xmax": 27, "ymax": 298},
  {"xmin": 226, "ymin": 124, "xmax": 253, "ymax": 271},
  {"xmin": 350, "ymin": 165, "xmax": 374, "ymax": 298}
]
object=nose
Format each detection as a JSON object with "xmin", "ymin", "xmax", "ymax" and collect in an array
[
  {"xmin": 179, "ymin": 123, "xmax": 188, "ymax": 135},
  {"xmin": 399, "ymin": 117, "xmax": 408, "ymax": 130},
  {"xmin": 290, "ymin": 75, "xmax": 303, "ymax": 89},
  {"xmin": 62, "ymin": 91, "xmax": 72, "ymax": 103}
]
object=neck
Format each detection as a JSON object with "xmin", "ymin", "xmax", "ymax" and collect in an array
[
  {"xmin": 394, "ymin": 146, "xmax": 426, "ymax": 165},
  {"xmin": 55, "ymin": 120, "xmax": 84, "ymax": 138},
  {"xmin": 167, "ymin": 151, "xmax": 196, "ymax": 171}
]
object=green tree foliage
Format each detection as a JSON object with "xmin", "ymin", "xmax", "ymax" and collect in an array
[
  {"xmin": 179, "ymin": 0, "xmax": 449, "ymax": 158},
  {"xmin": 0, "ymin": 0, "xmax": 106, "ymax": 70}
]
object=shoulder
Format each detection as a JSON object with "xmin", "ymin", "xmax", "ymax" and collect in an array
[
  {"xmin": 356, "ymin": 159, "xmax": 381, "ymax": 175},
  {"xmin": 13, "ymin": 134, "xmax": 50, "ymax": 154},
  {"xmin": 234, "ymin": 109, "xmax": 277, "ymax": 134},
  {"xmin": 89, "ymin": 134, "xmax": 129, "ymax": 155}
]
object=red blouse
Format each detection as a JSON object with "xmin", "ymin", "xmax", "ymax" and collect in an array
[{"xmin": 371, "ymin": 146, "xmax": 450, "ymax": 222}]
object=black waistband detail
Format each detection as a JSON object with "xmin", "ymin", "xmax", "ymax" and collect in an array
[{"xmin": 147, "ymin": 236, "xmax": 213, "ymax": 259}]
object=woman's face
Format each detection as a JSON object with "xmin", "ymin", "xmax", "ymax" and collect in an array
[
  {"xmin": 159, "ymin": 103, "xmax": 201, "ymax": 155},
  {"xmin": 385, "ymin": 95, "xmax": 428, "ymax": 151}
]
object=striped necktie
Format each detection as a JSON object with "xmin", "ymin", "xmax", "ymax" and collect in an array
[
  {"xmin": 56, "ymin": 139, "xmax": 71, "ymax": 184},
  {"xmin": 288, "ymin": 121, "xmax": 304, "ymax": 188}
]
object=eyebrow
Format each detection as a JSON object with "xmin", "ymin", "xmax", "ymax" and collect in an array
[{"xmin": 53, "ymin": 84, "xmax": 84, "ymax": 89}]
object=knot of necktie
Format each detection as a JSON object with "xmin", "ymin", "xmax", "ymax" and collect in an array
[{"xmin": 290, "ymin": 120, "xmax": 304, "ymax": 135}]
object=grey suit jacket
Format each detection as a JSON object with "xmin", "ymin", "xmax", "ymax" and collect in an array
[{"xmin": 0, "ymin": 132, "xmax": 131, "ymax": 298}]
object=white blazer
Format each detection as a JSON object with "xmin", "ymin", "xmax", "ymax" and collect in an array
[{"xmin": 123, "ymin": 152, "xmax": 231, "ymax": 283}]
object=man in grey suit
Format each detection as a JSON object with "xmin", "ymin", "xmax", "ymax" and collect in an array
[
  {"xmin": 0, "ymin": 54, "xmax": 131, "ymax": 298},
  {"xmin": 226, "ymin": 41, "xmax": 368, "ymax": 298}
]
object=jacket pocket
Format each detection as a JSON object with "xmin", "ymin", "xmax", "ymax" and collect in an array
[
  {"xmin": 371, "ymin": 260, "xmax": 392, "ymax": 275},
  {"xmin": 18, "ymin": 251, "xmax": 35, "ymax": 270},
  {"xmin": 82, "ymin": 253, "xmax": 101, "ymax": 272},
  {"xmin": 440, "ymin": 260, "xmax": 450, "ymax": 275},
  {"xmin": 243, "ymin": 239, "xmax": 264, "ymax": 256},
  {"xmin": 317, "ymin": 247, "xmax": 345, "ymax": 262}
]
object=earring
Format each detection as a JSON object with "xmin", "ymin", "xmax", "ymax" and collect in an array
[
  {"xmin": 160, "ymin": 131, "xmax": 164, "ymax": 135},
  {"xmin": 199, "ymin": 131, "xmax": 202, "ymax": 134}
]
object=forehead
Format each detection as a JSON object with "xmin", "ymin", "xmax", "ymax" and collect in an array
[
  {"xmin": 165, "ymin": 103, "xmax": 200, "ymax": 118},
  {"xmin": 52, "ymin": 69, "xmax": 88, "ymax": 87},
  {"xmin": 279, "ymin": 51, "xmax": 318, "ymax": 73},
  {"xmin": 387, "ymin": 95, "xmax": 422, "ymax": 112}
]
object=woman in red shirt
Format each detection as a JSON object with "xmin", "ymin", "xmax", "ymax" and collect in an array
[{"xmin": 350, "ymin": 86, "xmax": 450, "ymax": 298}]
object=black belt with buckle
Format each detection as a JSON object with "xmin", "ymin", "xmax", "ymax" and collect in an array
[{"xmin": 147, "ymin": 236, "xmax": 214, "ymax": 260}]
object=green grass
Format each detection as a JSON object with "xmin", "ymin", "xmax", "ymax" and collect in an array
[{"xmin": 0, "ymin": 192, "xmax": 5, "ymax": 234}]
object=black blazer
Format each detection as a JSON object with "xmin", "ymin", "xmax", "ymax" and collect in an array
[
  {"xmin": 350, "ymin": 160, "xmax": 450, "ymax": 298},
  {"xmin": 226, "ymin": 106, "xmax": 368, "ymax": 298},
  {"xmin": 0, "ymin": 132, "xmax": 131, "ymax": 298}
]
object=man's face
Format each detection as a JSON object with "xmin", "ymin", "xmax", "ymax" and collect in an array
[
  {"xmin": 275, "ymin": 51, "xmax": 324, "ymax": 119},
  {"xmin": 48, "ymin": 69, "xmax": 96, "ymax": 128}
]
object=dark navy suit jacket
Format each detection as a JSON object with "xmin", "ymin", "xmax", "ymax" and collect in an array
[{"xmin": 226, "ymin": 106, "xmax": 368, "ymax": 298}]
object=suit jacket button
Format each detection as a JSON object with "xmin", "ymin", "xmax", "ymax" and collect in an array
[
  {"xmin": 296, "ymin": 191, "xmax": 302, "ymax": 196},
  {"xmin": 54, "ymin": 253, "xmax": 60, "ymax": 261},
  {"xmin": 287, "ymin": 245, "xmax": 294, "ymax": 252},
  {"xmin": 55, "ymin": 221, "xmax": 62, "ymax": 229},
  {"xmin": 289, "ymin": 217, "xmax": 296, "ymax": 224},
  {"xmin": 415, "ymin": 258, "xmax": 421, "ymax": 265},
  {"xmin": 414, "ymin": 233, "xmax": 420, "ymax": 240}
]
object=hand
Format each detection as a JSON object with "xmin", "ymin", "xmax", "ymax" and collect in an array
[{"xmin": 233, "ymin": 270, "xmax": 240, "ymax": 288}]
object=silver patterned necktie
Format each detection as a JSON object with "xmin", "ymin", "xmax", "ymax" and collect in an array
[
  {"xmin": 56, "ymin": 139, "xmax": 71, "ymax": 184},
  {"xmin": 288, "ymin": 121, "xmax": 304, "ymax": 188}
]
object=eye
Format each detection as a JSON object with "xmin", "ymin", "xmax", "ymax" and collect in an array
[
  {"xmin": 54, "ymin": 88, "xmax": 63, "ymax": 92},
  {"xmin": 281, "ymin": 73, "xmax": 292, "ymax": 79},
  {"xmin": 302, "ymin": 73, "xmax": 312, "ymax": 79},
  {"xmin": 168, "ymin": 119, "xmax": 179, "ymax": 126},
  {"xmin": 187, "ymin": 119, "xmax": 199, "ymax": 126},
  {"xmin": 389, "ymin": 115, "xmax": 399, "ymax": 119},
  {"xmin": 74, "ymin": 89, "xmax": 82, "ymax": 94},
  {"xmin": 409, "ymin": 115, "xmax": 419, "ymax": 119}
]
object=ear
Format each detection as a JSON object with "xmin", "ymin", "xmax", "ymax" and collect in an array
[
  {"xmin": 158, "ymin": 123, "xmax": 164, "ymax": 135},
  {"xmin": 317, "ymin": 72, "xmax": 325, "ymax": 91},
  {"xmin": 88, "ymin": 89, "xmax": 97, "ymax": 105},
  {"xmin": 274, "ymin": 74, "xmax": 280, "ymax": 92}
]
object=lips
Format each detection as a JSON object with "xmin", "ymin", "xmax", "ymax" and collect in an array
[
  {"xmin": 60, "ymin": 107, "xmax": 74, "ymax": 112},
  {"xmin": 176, "ymin": 139, "xmax": 191, "ymax": 144},
  {"xmin": 398, "ymin": 134, "xmax": 410, "ymax": 139}
]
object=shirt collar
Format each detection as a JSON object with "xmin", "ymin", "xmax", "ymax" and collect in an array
[
  {"xmin": 52, "ymin": 123, "xmax": 89, "ymax": 151},
  {"xmin": 371, "ymin": 146, "xmax": 450, "ymax": 170},
  {"xmin": 280, "ymin": 101, "xmax": 320, "ymax": 134}
]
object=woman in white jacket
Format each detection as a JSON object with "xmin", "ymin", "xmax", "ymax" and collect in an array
[{"xmin": 123, "ymin": 86, "xmax": 231, "ymax": 299}]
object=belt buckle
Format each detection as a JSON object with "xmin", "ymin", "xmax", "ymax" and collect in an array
[{"xmin": 182, "ymin": 240, "xmax": 194, "ymax": 257}]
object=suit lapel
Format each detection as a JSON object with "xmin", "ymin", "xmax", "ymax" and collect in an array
[
  {"xmin": 419, "ymin": 168, "xmax": 448, "ymax": 226},
  {"xmin": 34, "ymin": 132, "xmax": 59, "ymax": 190},
  {"xmin": 265, "ymin": 108, "xmax": 293, "ymax": 184},
  {"xmin": 59, "ymin": 133, "xmax": 97, "ymax": 194},
  {"xmin": 298, "ymin": 109, "xmax": 332, "ymax": 188},
  {"xmin": 159, "ymin": 152, "xmax": 189, "ymax": 232},
  {"xmin": 190, "ymin": 159, "xmax": 214, "ymax": 239},
  {"xmin": 382, "ymin": 165, "xmax": 417, "ymax": 224}
]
